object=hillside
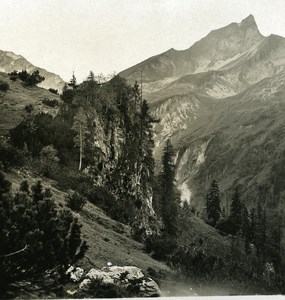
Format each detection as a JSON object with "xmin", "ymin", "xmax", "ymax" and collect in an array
[
  {"xmin": 0, "ymin": 50, "xmax": 65, "ymax": 91},
  {"xmin": 4, "ymin": 169, "xmax": 236, "ymax": 297},
  {"xmin": 0, "ymin": 72, "xmax": 61, "ymax": 135},
  {"xmin": 1, "ymin": 13, "xmax": 285, "ymax": 297}
]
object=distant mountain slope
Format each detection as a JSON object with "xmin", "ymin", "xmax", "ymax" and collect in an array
[
  {"xmin": 0, "ymin": 50, "xmax": 65, "ymax": 91},
  {"xmin": 120, "ymin": 15, "xmax": 285, "ymax": 211},
  {"xmin": 173, "ymin": 72, "xmax": 285, "ymax": 208},
  {"xmin": 120, "ymin": 15, "xmax": 265, "ymax": 94},
  {"xmin": 120, "ymin": 15, "xmax": 285, "ymax": 101}
]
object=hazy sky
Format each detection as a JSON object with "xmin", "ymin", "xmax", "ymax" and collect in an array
[{"xmin": 1, "ymin": 0, "xmax": 285, "ymax": 82}]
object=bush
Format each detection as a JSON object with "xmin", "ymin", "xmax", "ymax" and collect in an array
[
  {"xmin": 0, "ymin": 81, "xmax": 9, "ymax": 91},
  {"xmin": 66, "ymin": 191, "xmax": 87, "ymax": 211},
  {"xmin": 8, "ymin": 70, "xmax": 45, "ymax": 86},
  {"xmin": 0, "ymin": 138, "xmax": 25, "ymax": 168},
  {"xmin": 48, "ymin": 88, "xmax": 58, "ymax": 95},
  {"xmin": 24, "ymin": 104, "xmax": 34, "ymax": 114},
  {"xmin": 38, "ymin": 145, "xmax": 60, "ymax": 177},
  {"xmin": 9, "ymin": 71, "xmax": 18, "ymax": 81},
  {"xmin": 60, "ymin": 88, "xmax": 74, "ymax": 104},
  {"xmin": 42, "ymin": 98, "xmax": 59, "ymax": 108},
  {"xmin": 145, "ymin": 233, "xmax": 178, "ymax": 260}
]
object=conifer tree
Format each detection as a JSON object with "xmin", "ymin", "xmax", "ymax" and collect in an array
[
  {"xmin": 68, "ymin": 72, "xmax": 78, "ymax": 90},
  {"xmin": 160, "ymin": 139, "xmax": 180, "ymax": 236},
  {"xmin": 228, "ymin": 187, "xmax": 243, "ymax": 235},
  {"xmin": 206, "ymin": 179, "xmax": 221, "ymax": 226},
  {"xmin": 241, "ymin": 205, "xmax": 251, "ymax": 254},
  {"xmin": 255, "ymin": 202, "xmax": 267, "ymax": 262},
  {"xmin": 0, "ymin": 174, "xmax": 87, "ymax": 293}
]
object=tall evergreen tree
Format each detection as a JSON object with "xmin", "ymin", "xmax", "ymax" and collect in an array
[
  {"xmin": 68, "ymin": 72, "xmax": 78, "ymax": 90},
  {"xmin": 241, "ymin": 205, "xmax": 251, "ymax": 254},
  {"xmin": 160, "ymin": 139, "xmax": 180, "ymax": 236},
  {"xmin": 228, "ymin": 187, "xmax": 243, "ymax": 235},
  {"xmin": 206, "ymin": 179, "xmax": 221, "ymax": 226},
  {"xmin": 255, "ymin": 202, "xmax": 267, "ymax": 262}
]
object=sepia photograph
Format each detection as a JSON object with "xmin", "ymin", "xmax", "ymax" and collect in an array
[{"xmin": 1, "ymin": 0, "xmax": 285, "ymax": 298}]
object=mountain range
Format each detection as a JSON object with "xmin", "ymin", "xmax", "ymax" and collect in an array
[
  {"xmin": 120, "ymin": 14, "xmax": 285, "ymax": 210},
  {"xmin": 1, "ymin": 14, "xmax": 285, "ymax": 212}
]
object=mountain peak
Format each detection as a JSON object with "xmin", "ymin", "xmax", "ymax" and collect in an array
[{"xmin": 240, "ymin": 14, "xmax": 256, "ymax": 26}]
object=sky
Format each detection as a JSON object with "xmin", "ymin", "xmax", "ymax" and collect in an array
[{"xmin": 1, "ymin": 0, "xmax": 285, "ymax": 82}]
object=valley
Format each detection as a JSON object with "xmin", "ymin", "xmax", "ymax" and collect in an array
[{"xmin": 1, "ymin": 12, "xmax": 285, "ymax": 298}]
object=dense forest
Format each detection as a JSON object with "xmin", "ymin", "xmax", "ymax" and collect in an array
[{"xmin": 0, "ymin": 70, "xmax": 285, "ymax": 297}]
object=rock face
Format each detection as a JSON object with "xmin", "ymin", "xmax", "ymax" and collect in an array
[
  {"xmin": 119, "ymin": 15, "xmax": 285, "ymax": 211},
  {"xmin": 77, "ymin": 265, "xmax": 160, "ymax": 297},
  {"xmin": 85, "ymin": 108, "xmax": 157, "ymax": 237},
  {"xmin": 0, "ymin": 50, "xmax": 65, "ymax": 91}
]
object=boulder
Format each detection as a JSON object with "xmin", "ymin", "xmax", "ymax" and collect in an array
[
  {"xmin": 81, "ymin": 265, "xmax": 160, "ymax": 297},
  {"xmin": 139, "ymin": 278, "xmax": 160, "ymax": 297}
]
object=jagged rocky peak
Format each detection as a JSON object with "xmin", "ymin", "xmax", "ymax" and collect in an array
[
  {"xmin": 240, "ymin": 14, "xmax": 256, "ymax": 26},
  {"xmin": 120, "ymin": 15, "xmax": 265, "ymax": 85},
  {"xmin": 200, "ymin": 14, "xmax": 263, "ymax": 53}
]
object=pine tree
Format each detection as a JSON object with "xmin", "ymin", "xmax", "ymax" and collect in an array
[
  {"xmin": 241, "ymin": 205, "xmax": 251, "ymax": 254},
  {"xmin": 87, "ymin": 71, "xmax": 95, "ymax": 82},
  {"xmin": 228, "ymin": 187, "xmax": 243, "ymax": 235},
  {"xmin": 206, "ymin": 179, "xmax": 221, "ymax": 226},
  {"xmin": 0, "ymin": 175, "xmax": 87, "ymax": 293},
  {"xmin": 160, "ymin": 139, "xmax": 180, "ymax": 236},
  {"xmin": 249, "ymin": 207, "xmax": 257, "ymax": 246},
  {"xmin": 68, "ymin": 72, "xmax": 78, "ymax": 90},
  {"xmin": 255, "ymin": 201, "xmax": 267, "ymax": 261}
]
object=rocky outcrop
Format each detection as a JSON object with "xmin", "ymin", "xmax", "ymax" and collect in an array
[{"xmin": 68, "ymin": 265, "xmax": 161, "ymax": 297}]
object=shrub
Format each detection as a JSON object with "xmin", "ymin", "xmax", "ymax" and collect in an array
[
  {"xmin": 9, "ymin": 71, "xmax": 18, "ymax": 81},
  {"xmin": 145, "ymin": 233, "xmax": 178, "ymax": 260},
  {"xmin": 42, "ymin": 98, "xmax": 59, "ymax": 108},
  {"xmin": 38, "ymin": 145, "xmax": 60, "ymax": 177},
  {"xmin": 0, "ymin": 81, "xmax": 9, "ymax": 91},
  {"xmin": 24, "ymin": 104, "xmax": 34, "ymax": 114},
  {"xmin": 60, "ymin": 88, "xmax": 74, "ymax": 104},
  {"xmin": 0, "ymin": 176, "xmax": 88, "ymax": 295},
  {"xmin": 8, "ymin": 70, "xmax": 45, "ymax": 86},
  {"xmin": 0, "ymin": 138, "xmax": 25, "ymax": 168},
  {"xmin": 66, "ymin": 191, "xmax": 87, "ymax": 211},
  {"xmin": 48, "ymin": 88, "xmax": 58, "ymax": 95}
]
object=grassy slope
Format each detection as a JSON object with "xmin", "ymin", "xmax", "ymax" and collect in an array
[
  {"xmin": 0, "ymin": 72, "xmax": 60, "ymax": 135},
  {"xmin": 6, "ymin": 169, "xmax": 236, "ymax": 296},
  {"xmin": 6, "ymin": 170, "xmax": 171, "ymax": 275}
]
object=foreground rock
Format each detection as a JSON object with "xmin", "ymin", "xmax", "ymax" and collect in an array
[{"xmin": 71, "ymin": 265, "xmax": 160, "ymax": 297}]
